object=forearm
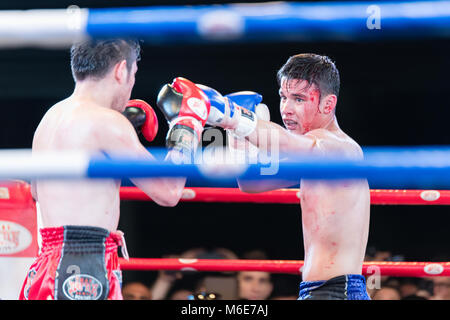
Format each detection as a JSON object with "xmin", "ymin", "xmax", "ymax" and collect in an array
[
  {"xmin": 238, "ymin": 121, "xmax": 311, "ymax": 193},
  {"xmin": 246, "ymin": 120, "xmax": 315, "ymax": 154},
  {"xmin": 130, "ymin": 149, "xmax": 187, "ymax": 207},
  {"xmin": 131, "ymin": 176, "xmax": 185, "ymax": 207},
  {"xmin": 237, "ymin": 178, "xmax": 298, "ymax": 193},
  {"xmin": 161, "ymin": 148, "xmax": 191, "ymax": 197}
]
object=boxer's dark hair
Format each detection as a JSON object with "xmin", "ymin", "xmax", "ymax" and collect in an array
[
  {"xmin": 70, "ymin": 39, "xmax": 141, "ymax": 81},
  {"xmin": 277, "ymin": 53, "xmax": 340, "ymax": 99}
]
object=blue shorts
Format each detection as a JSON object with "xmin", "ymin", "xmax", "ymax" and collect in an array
[{"xmin": 298, "ymin": 274, "xmax": 370, "ymax": 300}]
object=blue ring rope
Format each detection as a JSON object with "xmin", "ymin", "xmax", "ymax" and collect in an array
[
  {"xmin": 86, "ymin": 147, "xmax": 450, "ymax": 189},
  {"xmin": 86, "ymin": 1, "xmax": 450, "ymax": 43}
]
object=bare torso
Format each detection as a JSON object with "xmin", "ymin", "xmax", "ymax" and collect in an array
[
  {"xmin": 299, "ymin": 128, "xmax": 370, "ymax": 281},
  {"xmin": 33, "ymin": 98, "xmax": 121, "ymax": 232}
]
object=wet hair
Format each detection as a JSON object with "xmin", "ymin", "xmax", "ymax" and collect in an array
[
  {"xmin": 277, "ymin": 53, "xmax": 340, "ymax": 100},
  {"xmin": 70, "ymin": 38, "xmax": 141, "ymax": 81}
]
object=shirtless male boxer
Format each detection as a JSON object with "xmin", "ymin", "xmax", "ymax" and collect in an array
[
  {"xmin": 198, "ymin": 54, "xmax": 371, "ymax": 300},
  {"xmin": 19, "ymin": 39, "xmax": 211, "ymax": 300}
]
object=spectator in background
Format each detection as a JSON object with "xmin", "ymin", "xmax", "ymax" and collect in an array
[
  {"xmin": 364, "ymin": 247, "xmax": 397, "ymax": 297},
  {"xmin": 151, "ymin": 247, "xmax": 238, "ymax": 300},
  {"xmin": 151, "ymin": 248, "xmax": 205, "ymax": 300},
  {"xmin": 122, "ymin": 281, "xmax": 152, "ymax": 300},
  {"xmin": 237, "ymin": 271, "xmax": 273, "ymax": 300},
  {"xmin": 414, "ymin": 289, "xmax": 432, "ymax": 300},
  {"xmin": 414, "ymin": 278, "xmax": 433, "ymax": 299},
  {"xmin": 402, "ymin": 294, "xmax": 427, "ymax": 300},
  {"xmin": 166, "ymin": 274, "xmax": 203, "ymax": 300},
  {"xmin": 372, "ymin": 286, "xmax": 401, "ymax": 300},
  {"xmin": 236, "ymin": 250, "xmax": 273, "ymax": 300},
  {"xmin": 364, "ymin": 247, "xmax": 409, "ymax": 298},
  {"xmin": 396, "ymin": 277, "xmax": 434, "ymax": 299},
  {"xmin": 192, "ymin": 272, "xmax": 238, "ymax": 300},
  {"xmin": 430, "ymin": 277, "xmax": 450, "ymax": 300},
  {"xmin": 169, "ymin": 289, "xmax": 193, "ymax": 300},
  {"xmin": 398, "ymin": 278, "xmax": 419, "ymax": 298}
]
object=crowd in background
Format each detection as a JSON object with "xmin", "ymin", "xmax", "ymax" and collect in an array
[{"xmin": 121, "ymin": 247, "xmax": 450, "ymax": 300}]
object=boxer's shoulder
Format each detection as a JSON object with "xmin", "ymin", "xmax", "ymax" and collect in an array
[
  {"xmin": 34, "ymin": 100, "xmax": 136, "ymax": 150},
  {"xmin": 306, "ymin": 128, "xmax": 362, "ymax": 158},
  {"xmin": 63, "ymin": 101, "xmax": 135, "ymax": 134},
  {"xmin": 89, "ymin": 106, "xmax": 142, "ymax": 151},
  {"xmin": 305, "ymin": 127, "xmax": 341, "ymax": 140}
]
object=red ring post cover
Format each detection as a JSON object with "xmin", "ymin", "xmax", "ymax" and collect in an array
[{"xmin": 0, "ymin": 180, "xmax": 38, "ymax": 258}]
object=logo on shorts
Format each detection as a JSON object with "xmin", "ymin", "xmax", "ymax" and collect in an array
[{"xmin": 62, "ymin": 274, "xmax": 103, "ymax": 300}]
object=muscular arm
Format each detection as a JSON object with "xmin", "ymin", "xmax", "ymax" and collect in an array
[
  {"xmin": 128, "ymin": 146, "xmax": 186, "ymax": 207},
  {"xmin": 246, "ymin": 120, "xmax": 316, "ymax": 153},
  {"xmin": 100, "ymin": 111, "xmax": 186, "ymax": 207},
  {"xmin": 238, "ymin": 120, "xmax": 316, "ymax": 193},
  {"xmin": 237, "ymin": 178, "xmax": 298, "ymax": 194}
]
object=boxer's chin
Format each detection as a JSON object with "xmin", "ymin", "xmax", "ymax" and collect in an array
[
  {"xmin": 283, "ymin": 120, "xmax": 298, "ymax": 132},
  {"xmin": 288, "ymin": 124, "xmax": 307, "ymax": 135}
]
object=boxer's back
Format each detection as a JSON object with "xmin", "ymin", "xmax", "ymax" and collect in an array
[
  {"xmin": 33, "ymin": 98, "xmax": 121, "ymax": 232},
  {"xmin": 300, "ymin": 128, "xmax": 370, "ymax": 281}
]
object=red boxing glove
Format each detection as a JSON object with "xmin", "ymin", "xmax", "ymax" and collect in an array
[
  {"xmin": 123, "ymin": 99, "xmax": 159, "ymax": 142},
  {"xmin": 172, "ymin": 77, "xmax": 210, "ymax": 127},
  {"xmin": 157, "ymin": 77, "xmax": 211, "ymax": 154}
]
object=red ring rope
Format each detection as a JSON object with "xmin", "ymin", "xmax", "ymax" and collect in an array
[
  {"xmin": 119, "ymin": 188, "xmax": 450, "ymax": 277},
  {"xmin": 120, "ymin": 187, "xmax": 450, "ymax": 205},
  {"xmin": 118, "ymin": 258, "xmax": 450, "ymax": 277}
]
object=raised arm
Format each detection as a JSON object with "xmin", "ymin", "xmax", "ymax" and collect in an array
[
  {"xmin": 197, "ymin": 85, "xmax": 316, "ymax": 192},
  {"xmin": 246, "ymin": 119, "xmax": 315, "ymax": 153},
  {"xmin": 100, "ymin": 105, "xmax": 187, "ymax": 207}
]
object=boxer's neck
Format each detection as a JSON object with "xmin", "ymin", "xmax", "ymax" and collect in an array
[{"xmin": 72, "ymin": 78, "xmax": 116, "ymax": 110}]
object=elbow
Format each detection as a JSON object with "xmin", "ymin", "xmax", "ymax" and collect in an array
[
  {"xmin": 157, "ymin": 189, "xmax": 182, "ymax": 207},
  {"xmin": 159, "ymin": 198, "xmax": 179, "ymax": 207},
  {"xmin": 157, "ymin": 196, "xmax": 179, "ymax": 207},
  {"xmin": 237, "ymin": 180, "xmax": 260, "ymax": 194}
]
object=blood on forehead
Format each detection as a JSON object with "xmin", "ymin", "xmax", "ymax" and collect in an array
[{"xmin": 281, "ymin": 78, "xmax": 321, "ymax": 101}]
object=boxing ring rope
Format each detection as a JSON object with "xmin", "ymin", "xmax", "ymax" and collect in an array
[
  {"xmin": 2, "ymin": 147, "xmax": 449, "ymax": 278},
  {"xmin": 111, "ymin": 147, "xmax": 450, "ymax": 277},
  {"xmin": 2, "ymin": 147, "xmax": 450, "ymax": 189},
  {"xmin": 118, "ymin": 258, "xmax": 450, "ymax": 277},
  {"xmin": 120, "ymin": 187, "xmax": 450, "ymax": 205},
  {"xmin": 1, "ymin": 1, "xmax": 450, "ymax": 48},
  {"xmin": 118, "ymin": 186, "xmax": 450, "ymax": 277}
]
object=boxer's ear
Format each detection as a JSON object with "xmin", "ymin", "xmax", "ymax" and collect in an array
[
  {"xmin": 319, "ymin": 94, "xmax": 337, "ymax": 114},
  {"xmin": 113, "ymin": 59, "xmax": 128, "ymax": 84}
]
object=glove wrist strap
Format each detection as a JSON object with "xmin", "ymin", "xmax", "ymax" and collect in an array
[
  {"xmin": 232, "ymin": 107, "xmax": 258, "ymax": 138},
  {"xmin": 166, "ymin": 117, "xmax": 203, "ymax": 163}
]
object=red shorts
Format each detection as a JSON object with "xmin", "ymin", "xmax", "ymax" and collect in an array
[{"xmin": 19, "ymin": 226, "xmax": 124, "ymax": 300}]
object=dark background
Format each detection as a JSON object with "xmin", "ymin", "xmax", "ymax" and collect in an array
[{"xmin": 1, "ymin": 1, "xmax": 449, "ymax": 285}]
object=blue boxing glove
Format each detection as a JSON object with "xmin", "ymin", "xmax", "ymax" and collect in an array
[
  {"xmin": 224, "ymin": 91, "xmax": 262, "ymax": 109},
  {"xmin": 196, "ymin": 84, "xmax": 260, "ymax": 137},
  {"xmin": 225, "ymin": 91, "xmax": 270, "ymax": 122},
  {"xmin": 225, "ymin": 92, "xmax": 271, "ymax": 162}
]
